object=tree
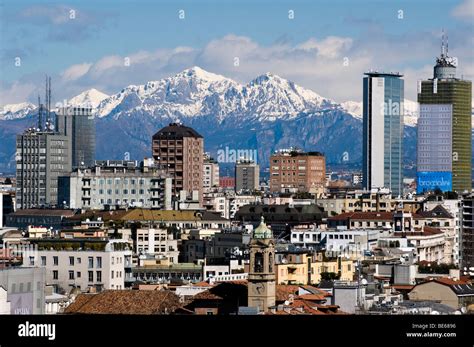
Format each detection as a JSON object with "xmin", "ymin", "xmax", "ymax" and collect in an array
[{"xmin": 320, "ymin": 272, "xmax": 340, "ymax": 281}]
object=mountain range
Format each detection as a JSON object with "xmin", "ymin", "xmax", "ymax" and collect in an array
[{"xmin": 0, "ymin": 66, "xmax": 420, "ymax": 174}]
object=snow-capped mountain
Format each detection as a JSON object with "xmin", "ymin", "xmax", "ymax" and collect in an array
[
  {"xmin": 0, "ymin": 102, "xmax": 36, "ymax": 120},
  {"xmin": 340, "ymin": 99, "xmax": 419, "ymax": 127},
  {"xmin": 92, "ymin": 66, "xmax": 334, "ymax": 121},
  {"xmin": 68, "ymin": 88, "xmax": 109, "ymax": 108}
]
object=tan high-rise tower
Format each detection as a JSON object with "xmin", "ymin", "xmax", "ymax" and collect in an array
[
  {"xmin": 248, "ymin": 217, "xmax": 276, "ymax": 312},
  {"xmin": 152, "ymin": 123, "xmax": 204, "ymax": 203}
]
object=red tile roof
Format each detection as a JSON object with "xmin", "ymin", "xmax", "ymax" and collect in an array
[{"xmin": 329, "ymin": 212, "xmax": 393, "ymax": 221}]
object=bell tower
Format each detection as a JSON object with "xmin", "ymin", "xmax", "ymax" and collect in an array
[{"xmin": 248, "ymin": 216, "xmax": 276, "ymax": 312}]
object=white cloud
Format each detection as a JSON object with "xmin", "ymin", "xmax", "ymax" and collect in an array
[
  {"xmin": 61, "ymin": 62, "xmax": 92, "ymax": 81},
  {"xmin": 0, "ymin": 81, "xmax": 37, "ymax": 105},
  {"xmin": 452, "ymin": 0, "xmax": 474, "ymax": 20}
]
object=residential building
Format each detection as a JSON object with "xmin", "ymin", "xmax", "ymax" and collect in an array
[
  {"xmin": 5, "ymin": 209, "xmax": 75, "ymax": 231},
  {"xmin": 56, "ymin": 106, "xmax": 96, "ymax": 169},
  {"xmin": 25, "ymin": 239, "xmax": 132, "ymax": 292},
  {"xmin": 461, "ymin": 194, "xmax": 474, "ymax": 277},
  {"xmin": 235, "ymin": 159, "xmax": 259, "ymax": 192},
  {"xmin": 408, "ymin": 278, "xmax": 474, "ymax": 309},
  {"xmin": 219, "ymin": 176, "xmax": 235, "ymax": 190},
  {"xmin": 152, "ymin": 123, "xmax": 204, "ymax": 203},
  {"xmin": 270, "ymin": 149, "xmax": 325, "ymax": 194},
  {"xmin": 16, "ymin": 130, "xmax": 71, "ymax": 209},
  {"xmin": 417, "ymin": 40, "xmax": 472, "ymax": 193},
  {"xmin": 0, "ymin": 267, "xmax": 46, "ymax": 314},
  {"xmin": 58, "ymin": 159, "xmax": 172, "ymax": 210},
  {"xmin": 203, "ymin": 154, "xmax": 219, "ymax": 192},
  {"xmin": 135, "ymin": 228, "xmax": 179, "ymax": 263},
  {"xmin": 362, "ymin": 72, "xmax": 404, "ymax": 196}
]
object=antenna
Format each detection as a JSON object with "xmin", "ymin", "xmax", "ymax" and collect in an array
[
  {"xmin": 37, "ymin": 94, "xmax": 42, "ymax": 131},
  {"xmin": 48, "ymin": 76, "xmax": 52, "ymax": 127}
]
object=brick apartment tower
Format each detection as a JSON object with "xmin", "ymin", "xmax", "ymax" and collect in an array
[
  {"xmin": 269, "ymin": 150, "xmax": 326, "ymax": 193},
  {"xmin": 152, "ymin": 123, "xmax": 204, "ymax": 203}
]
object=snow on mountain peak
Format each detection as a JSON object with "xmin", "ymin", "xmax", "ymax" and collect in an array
[
  {"xmin": 68, "ymin": 88, "xmax": 109, "ymax": 108},
  {"xmin": 0, "ymin": 102, "xmax": 36, "ymax": 120}
]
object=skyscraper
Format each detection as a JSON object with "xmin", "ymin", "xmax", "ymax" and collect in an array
[
  {"xmin": 16, "ymin": 130, "xmax": 71, "ymax": 209},
  {"xmin": 417, "ymin": 36, "xmax": 472, "ymax": 193},
  {"xmin": 362, "ymin": 72, "xmax": 404, "ymax": 196},
  {"xmin": 56, "ymin": 106, "xmax": 96, "ymax": 169},
  {"xmin": 152, "ymin": 123, "xmax": 204, "ymax": 203}
]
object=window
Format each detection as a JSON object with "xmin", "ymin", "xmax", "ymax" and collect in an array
[
  {"xmin": 29, "ymin": 256, "xmax": 35, "ymax": 266},
  {"xmin": 88, "ymin": 257, "xmax": 93, "ymax": 268},
  {"xmin": 88, "ymin": 271, "xmax": 94, "ymax": 282},
  {"xmin": 77, "ymin": 257, "xmax": 81, "ymax": 264},
  {"xmin": 69, "ymin": 256, "xmax": 74, "ymax": 266},
  {"xmin": 53, "ymin": 271, "xmax": 58, "ymax": 280},
  {"xmin": 96, "ymin": 257, "xmax": 102, "ymax": 268},
  {"xmin": 53, "ymin": 256, "xmax": 58, "ymax": 266},
  {"xmin": 41, "ymin": 256, "xmax": 46, "ymax": 266},
  {"xmin": 254, "ymin": 252, "xmax": 264, "ymax": 273},
  {"xmin": 69, "ymin": 271, "xmax": 74, "ymax": 280},
  {"xmin": 96, "ymin": 271, "xmax": 102, "ymax": 282},
  {"xmin": 77, "ymin": 271, "xmax": 81, "ymax": 278},
  {"xmin": 111, "ymin": 271, "xmax": 114, "ymax": 279}
]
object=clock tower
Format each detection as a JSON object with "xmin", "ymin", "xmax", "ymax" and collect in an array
[{"xmin": 248, "ymin": 216, "xmax": 276, "ymax": 312}]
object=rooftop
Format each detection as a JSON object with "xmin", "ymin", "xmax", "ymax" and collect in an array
[{"xmin": 152, "ymin": 123, "xmax": 203, "ymax": 139}]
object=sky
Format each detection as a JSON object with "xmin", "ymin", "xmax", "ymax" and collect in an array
[{"xmin": 0, "ymin": 0, "xmax": 473, "ymax": 105}]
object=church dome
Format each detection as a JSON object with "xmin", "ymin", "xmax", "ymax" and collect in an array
[{"xmin": 253, "ymin": 216, "xmax": 273, "ymax": 239}]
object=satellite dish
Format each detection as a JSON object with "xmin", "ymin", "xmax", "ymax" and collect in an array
[{"xmin": 284, "ymin": 300, "xmax": 289, "ymax": 305}]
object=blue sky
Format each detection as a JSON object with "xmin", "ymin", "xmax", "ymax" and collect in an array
[{"xmin": 1, "ymin": 0, "xmax": 473, "ymax": 104}]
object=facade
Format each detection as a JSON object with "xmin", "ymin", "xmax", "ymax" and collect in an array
[
  {"xmin": 203, "ymin": 154, "xmax": 219, "ymax": 192},
  {"xmin": 461, "ymin": 194, "xmax": 474, "ymax": 277},
  {"xmin": 25, "ymin": 240, "xmax": 132, "ymax": 292},
  {"xmin": 16, "ymin": 130, "xmax": 71, "ymax": 209},
  {"xmin": 136, "ymin": 228, "xmax": 179, "ymax": 263},
  {"xmin": 0, "ymin": 267, "xmax": 46, "ymax": 314},
  {"xmin": 247, "ymin": 217, "xmax": 276, "ymax": 312},
  {"xmin": 362, "ymin": 72, "xmax": 404, "ymax": 196},
  {"xmin": 152, "ymin": 123, "xmax": 204, "ymax": 203},
  {"xmin": 270, "ymin": 149, "xmax": 326, "ymax": 194},
  {"xmin": 56, "ymin": 107, "xmax": 96, "ymax": 169},
  {"xmin": 58, "ymin": 159, "xmax": 172, "ymax": 210},
  {"xmin": 235, "ymin": 160, "xmax": 259, "ymax": 192},
  {"xmin": 408, "ymin": 278, "xmax": 474, "ymax": 309},
  {"xmin": 417, "ymin": 43, "xmax": 472, "ymax": 193}
]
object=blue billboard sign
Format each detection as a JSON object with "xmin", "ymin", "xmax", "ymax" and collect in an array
[{"xmin": 416, "ymin": 171, "xmax": 452, "ymax": 194}]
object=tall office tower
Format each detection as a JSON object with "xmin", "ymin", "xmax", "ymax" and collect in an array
[
  {"xmin": 362, "ymin": 72, "xmax": 404, "ymax": 196},
  {"xmin": 417, "ymin": 37, "xmax": 472, "ymax": 193},
  {"xmin": 56, "ymin": 107, "xmax": 96, "ymax": 169},
  {"xmin": 203, "ymin": 153, "xmax": 220, "ymax": 192},
  {"xmin": 269, "ymin": 149, "xmax": 325, "ymax": 194},
  {"xmin": 235, "ymin": 159, "xmax": 260, "ymax": 192},
  {"xmin": 16, "ymin": 130, "xmax": 71, "ymax": 209},
  {"xmin": 152, "ymin": 123, "xmax": 204, "ymax": 202}
]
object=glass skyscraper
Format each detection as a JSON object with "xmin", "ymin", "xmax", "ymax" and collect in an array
[
  {"xmin": 56, "ymin": 107, "xmax": 96, "ymax": 169},
  {"xmin": 362, "ymin": 72, "xmax": 404, "ymax": 196}
]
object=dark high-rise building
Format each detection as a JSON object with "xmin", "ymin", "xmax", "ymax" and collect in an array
[
  {"xmin": 362, "ymin": 72, "xmax": 404, "ymax": 196},
  {"xmin": 152, "ymin": 123, "xmax": 204, "ymax": 203},
  {"xmin": 56, "ymin": 107, "xmax": 96, "ymax": 169},
  {"xmin": 16, "ymin": 130, "xmax": 71, "ymax": 208},
  {"xmin": 417, "ymin": 36, "xmax": 472, "ymax": 193}
]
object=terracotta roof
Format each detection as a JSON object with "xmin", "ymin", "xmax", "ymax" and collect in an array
[
  {"xmin": 64, "ymin": 290, "xmax": 181, "ymax": 314},
  {"xmin": 391, "ymin": 285, "xmax": 415, "ymax": 290},
  {"xmin": 193, "ymin": 290, "xmax": 223, "ymax": 300},
  {"xmin": 328, "ymin": 212, "xmax": 393, "ymax": 221},
  {"xmin": 297, "ymin": 294, "xmax": 328, "ymax": 301},
  {"xmin": 193, "ymin": 281, "xmax": 213, "ymax": 287}
]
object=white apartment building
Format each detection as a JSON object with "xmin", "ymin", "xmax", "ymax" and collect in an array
[
  {"xmin": 24, "ymin": 240, "xmax": 132, "ymax": 292},
  {"xmin": 136, "ymin": 228, "xmax": 179, "ymax": 263},
  {"xmin": 203, "ymin": 157, "xmax": 219, "ymax": 192},
  {"xmin": 203, "ymin": 192, "xmax": 261, "ymax": 219},
  {"xmin": 58, "ymin": 160, "xmax": 172, "ymax": 210}
]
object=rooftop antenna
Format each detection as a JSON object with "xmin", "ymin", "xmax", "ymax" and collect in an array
[
  {"xmin": 441, "ymin": 29, "xmax": 446, "ymax": 58},
  {"xmin": 37, "ymin": 94, "xmax": 42, "ymax": 131}
]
